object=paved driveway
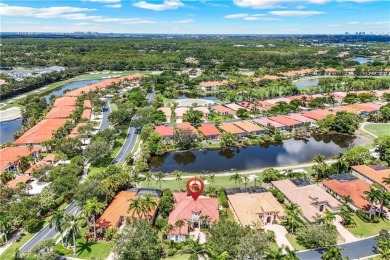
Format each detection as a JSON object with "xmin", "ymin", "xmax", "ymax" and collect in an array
[{"xmin": 263, "ymin": 224, "xmax": 293, "ymax": 251}]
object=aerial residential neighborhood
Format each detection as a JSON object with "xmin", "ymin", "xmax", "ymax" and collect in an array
[{"xmin": 1, "ymin": 1, "xmax": 390, "ymax": 260}]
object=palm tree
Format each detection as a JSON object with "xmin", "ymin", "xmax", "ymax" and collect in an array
[
  {"xmin": 64, "ymin": 213, "xmax": 83, "ymax": 254},
  {"xmin": 144, "ymin": 172, "xmax": 154, "ymax": 188},
  {"xmin": 154, "ymin": 171, "xmax": 165, "ymax": 190},
  {"xmin": 175, "ymin": 219, "xmax": 185, "ymax": 235},
  {"xmin": 229, "ymin": 172, "xmax": 242, "ymax": 186},
  {"xmin": 186, "ymin": 238, "xmax": 209, "ymax": 260},
  {"xmin": 142, "ymin": 194, "xmax": 157, "ymax": 222},
  {"xmin": 207, "ymin": 248, "xmax": 230, "ymax": 260},
  {"xmin": 128, "ymin": 197, "xmax": 144, "ymax": 218},
  {"xmin": 199, "ymin": 215, "xmax": 210, "ymax": 228},
  {"xmin": 254, "ymin": 175, "xmax": 262, "ymax": 187},
  {"xmin": 284, "ymin": 246, "xmax": 299, "ymax": 260},
  {"xmin": 50, "ymin": 209, "xmax": 66, "ymax": 245},
  {"xmin": 173, "ymin": 171, "xmax": 183, "ymax": 191},
  {"xmin": 242, "ymin": 175, "xmax": 250, "ymax": 188},
  {"xmin": 383, "ymin": 175, "xmax": 390, "ymax": 186},
  {"xmin": 84, "ymin": 198, "xmax": 106, "ymax": 240},
  {"xmin": 373, "ymin": 184, "xmax": 389, "ymax": 217},
  {"xmin": 266, "ymin": 246, "xmax": 284, "ymax": 259},
  {"xmin": 208, "ymin": 174, "xmax": 215, "ymax": 186},
  {"xmin": 321, "ymin": 245, "xmax": 344, "ymax": 260},
  {"xmin": 364, "ymin": 186, "xmax": 380, "ymax": 219},
  {"xmin": 285, "ymin": 203, "xmax": 304, "ymax": 234},
  {"xmin": 377, "ymin": 239, "xmax": 390, "ymax": 259},
  {"xmin": 0, "ymin": 213, "xmax": 11, "ymax": 243},
  {"xmin": 312, "ymin": 154, "xmax": 327, "ymax": 179}
]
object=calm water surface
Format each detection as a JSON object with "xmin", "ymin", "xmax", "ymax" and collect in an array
[
  {"xmin": 294, "ymin": 78, "xmax": 320, "ymax": 88},
  {"xmin": 0, "ymin": 79, "xmax": 102, "ymax": 144},
  {"xmin": 150, "ymin": 135, "xmax": 367, "ymax": 173},
  {"xmin": 353, "ymin": 57, "xmax": 373, "ymax": 64}
]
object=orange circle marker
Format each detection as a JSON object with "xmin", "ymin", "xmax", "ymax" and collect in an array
[{"xmin": 186, "ymin": 177, "xmax": 204, "ymax": 201}]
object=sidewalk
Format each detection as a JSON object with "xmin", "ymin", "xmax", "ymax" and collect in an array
[
  {"xmin": 0, "ymin": 230, "xmax": 22, "ymax": 255},
  {"xmin": 333, "ymin": 215, "xmax": 358, "ymax": 243},
  {"xmin": 263, "ymin": 224, "xmax": 293, "ymax": 252}
]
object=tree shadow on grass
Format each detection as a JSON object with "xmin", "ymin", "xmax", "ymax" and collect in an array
[{"xmin": 76, "ymin": 240, "xmax": 97, "ymax": 256}]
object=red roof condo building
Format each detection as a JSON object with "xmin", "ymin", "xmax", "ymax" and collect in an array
[{"xmin": 198, "ymin": 124, "xmax": 221, "ymax": 140}]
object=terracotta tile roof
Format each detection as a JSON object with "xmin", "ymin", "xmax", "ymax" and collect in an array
[
  {"xmin": 228, "ymin": 192, "xmax": 285, "ymax": 226},
  {"xmin": 268, "ymin": 115, "xmax": 302, "ymax": 127},
  {"xmin": 6, "ymin": 175, "xmax": 32, "ymax": 189},
  {"xmin": 158, "ymin": 107, "xmax": 172, "ymax": 118},
  {"xmin": 325, "ymin": 68, "xmax": 337, "ymax": 72},
  {"xmin": 155, "ymin": 125, "xmax": 174, "ymax": 138},
  {"xmin": 224, "ymin": 103, "xmax": 247, "ymax": 111},
  {"xmin": 176, "ymin": 122, "xmax": 198, "ymax": 135},
  {"xmin": 175, "ymin": 107, "xmax": 189, "ymax": 117},
  {"xmin": 272, "ymin": 180, "xmax": 341, "ymax": 222},
  {"xmin": 15, "ymin": 119, "xmax": 68, "ymax": 145},
  {"xmin": 282, "ymin": 69, "xmax": 312, "ymax": 77},
  {"xmin": 68, "ymin": 123, "xmax": 87, "ymax": 138},
  {"xmin": 344, "ymin": 68, "xmax": 356, "ymax": 72},
  {"xmin": 198, "ymin": 124, "xmax": 221, "ymax": 137},
  {"xmin": 193, "ymin": 107, "xmax": 209, "ymax": 115},
  {"xmin": 253, "ymin": 118, "xmax": 285, "ymax": 128},
  {"xmin": 263, "ymin": 97, "xmax": 291, "ymax": 105},
  {"xmin": 219, "ymin": 122, "xmax": 246, "ymax": 135},
  {"xmin": 0, "ymin": 147, "xmax": 41, "ymax": 170},
  {"xmin": 168, "ymin": 193, "xmax": 219, "ymax": 235},
  {"xmin": 199, "ymin": 80, "xmax": 228, "ymax": 87},
  {"xmin": 351, "ymin": 165, "xmax": 390, "ymax": 191},
  {"xmin": 81, "ymin": 109, "xmax": 92, "ymax": 120},
  {"xmin": 25, "ymin": 161, "xmax": 50, "ymax": 174},
  {"xmin": 45, "ymin": 106, "xmax": 75, "ymax": 119},
  {"xmin": 301, "ymin": 111, "xmax": 327, "ymax": 120},
  {"xmin": 42, "ymin": 154, "xmax": 56, "ymax": 162},
  {"xmin": 355, "ymin": 103, "xmax": 381, "ymax": 112},
  {"xmin": 234, "ymin": 121, "xmax": 263, "ymax": 133},
  {"xmin": 83, "ymin": 100, "xmax": 92, "ymax": 108},
  {"xmin": 286, "ymin": 113, "xmax": 315, "ymax": 123},
  {"xmin": 254, "ymin": 101, "xmax": 274, "ymax": 110},
  {"xmin": 236, "ymin": 101, "xmax": 255, "ymax": 110},
  {"xmin": 53, "ymin": 97, "xmax": 77, "ymax": 107},
  {"xmin": 211, "ymin": 104, "xmax": 236, "ymax": 115},
  {"xmin": 322, "ymin": 179, "xmax": 370, "ymax": 210},
  {"xmin": 262, "ymin": 75, "xmax": 280, "ymax": 80}
]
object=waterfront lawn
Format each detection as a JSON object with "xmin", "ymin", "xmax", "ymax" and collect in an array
[
  {"xmin": 363, "ymin": 123, "xmax": 390, "ymax": 138},
  {"xmin": 285, "ymin": 233, "xmax": 306, "ymax": 251},
  {"xmin": 347, "ymin": 214, "xmax": 390, "ymax": 238},
  {"xmin": 1, "ymin": 232, "xmax": 35, "ymax": 259}
]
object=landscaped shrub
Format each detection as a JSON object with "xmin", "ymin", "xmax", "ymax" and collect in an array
[
  {"xmin": 104, "ymin": 227, "xmax": 119, "ymax": 240},
  {"xmin": 79, "ymin": 218, "xmax": 87, "ymax": 228},
  {"xmin": 174, "ymin": 242, "xmax": 185, "ymax": 250},
  {"xmin": 276, "ymin": 192, "xmax": 285, "ymax": 203},
  {"xmin": 356, "ymin": 210, "xmax": 380, "ymax": 223},
  {"xmin": 167, "ymin": 248, "xmax": 177, "ymax": 256},
  {"xmin": 23, "ymin": 217, "xmax": 43, "ymax": 233},
  {"xmin": 218, "ymin": 188, "xmax": 229, "ymax": 208}
]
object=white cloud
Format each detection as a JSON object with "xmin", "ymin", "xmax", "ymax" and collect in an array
[
  {"xmin": 176, "ymin": 19, "xmax": 195, "ymax": 23},
  {"xmin": 104, "ymin": 4, "xmax": 122, "ymax": 8},
  {"xmin": 233, "ymin": 0, "xmax": 329, "ymax": 9},
  {"xmin": 244, "ymin": 16, "xmax": 278, "ymax": 21},
  {"xmin": 296, "ymin": 5, "xmax": 306, "ymax": 9},
  {"xmin": 0, "ymin": 4, "xmax": 96, "ymax": 18},
  {"xmin": 82, "ymin": 0, "xmax": 121, "ymax": 3},
  {"xmin": 225, "ymin": 13, "xmax": 249, "ymax": 19},
  {"xmin": 133, "ymin": 0, "xmax": 184, "ymax": 11},
  {"xmin": 61, "ymin": 13, "xmax": 103, "ymax": 20},
  {"xmin": 269, "ymin": 10, "xmax": 325, "ymax": 17}
]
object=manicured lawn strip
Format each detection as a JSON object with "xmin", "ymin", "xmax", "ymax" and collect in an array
[
  {"xmin": 285, "ymin": 233, "xmax": 306, "ymax": 251},
  {"xmin": 347, "ymin": 214, "xmax": 390, "ymax": 238},
  {"xmin": 363, "ymin": 123, "xmax": 390, "ymax": 138},
  {"xmin": 165, "ymin": 254, "xmax": 191, "ymax": 260},
  {"xmin": 1, "ymin": 232, "xmax": 35, "ymax": 259}
]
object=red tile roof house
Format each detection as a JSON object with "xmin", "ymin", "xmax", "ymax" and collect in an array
[
  {"xmin": 219, "ymin": 122, "xmax": 247, "ymax": 139},
  {"xmin": 286, "ymin": 113, "xmax": 316, "ymax": 125},
  {"xmin": 0, "ymin": 146, "xmax": 41, "ymax": 173},
  {"xmin": 268, "ymin": 115, "xmax": 304, "ymax": 131},
  {"xmin": 168, "ymin": 193, "xmax": 219, "ymax": 243},
  {"xmin": 350, "ymin": 165, "xmax": 390, "ymax": 191},
  {"xmin": 198, "ymin": 124, "xmax": 221, "ymax": 141},
  {"xmin": 199, "ymin": 80, "xmax": 228, "ymax": 91},
  {"xmin": 322, "ymin": 178, "xmax": 371, "ymax": 211},
  {"xmin": 155, "ymin": 125, "xmax": 175, "ymax": 144},
  {"xmin": 253, "ymin": 118, "xmax": 286, "ymax": 130},
  {"xmin": 234, "ymin": 120, "xmax": 264, "ymax": 136},
  {"xmin": 211, "ymin": 104, "xmax": 236, "ymax": 116}
]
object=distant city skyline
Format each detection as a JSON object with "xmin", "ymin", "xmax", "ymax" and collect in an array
[{"xmin": 1, "ymin": 1, "xmax": 389, "ymax": 34}]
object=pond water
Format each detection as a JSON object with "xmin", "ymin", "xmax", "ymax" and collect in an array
[
  {"xmin": 0, "ymin": 118, "xmax": 23, "ymax": 144},
  {"xmin": 149, "ymin": 134, "xmax": 367, "ymax": 173},
  {"xmin": 178, "ymin": 93, "xmax": 218, "ymax": 101},
  {"xmin": 0, "ymin": 79, "xmax": 102, "ymax": 144},
  {"xmin": 353, "ymin": 57, "xmax": 373, "ymax": 64},
  {"xmin": 294, "ymin": 78, "xmax": 320, "ymax": 88}
]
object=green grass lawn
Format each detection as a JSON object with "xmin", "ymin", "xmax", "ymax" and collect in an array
[
  {"xmin": 347, "ymin": 214, "xmax": 390, "ymax": 238},
  {"xmin": 165, "ymin": 254, "xmax": 191, "ymax": 260},
  {"xmin": 363, "ymin": 123, "xmax": 390, "ymax": 138},
  {"xmin": 1, "ymin": 232, "xmax": 35, "ymax": 259},
  {"xmin": 285, "ymin": 233, "xmax": 306, "ymax": 251}
]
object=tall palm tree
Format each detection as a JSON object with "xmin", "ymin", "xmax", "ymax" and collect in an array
[
  {"xmin": 142, "ymin": 194, "xmax": 157, "ymax": 222},
  {"xmin": 285, "ymin": 203, "xmax": 304, "ymax": 234},
  {"xmin": 284, "ymin": 246, "xmax": 299, "ymax": 260},
  {"xmin": 186, "ymin": 238, "xmax": 209, "ymax": 260},
  {"xmin": 50, "ymin": 209, "xmax": 66, "ymax": 245},
  {"xmin": 383, "ymin": 175, "xmax": 390, "ymax": 186},
  {"xmin": 208, "ymin": 174, "xmax": 215, "ymax": 186},
  {"xmin": 64, "ymin": 213, "xmax": 83, "ymax": 254},
  {"xmin": 321, "ymin": 245, "xmax": 344, "ymax": 260},
  {"xmin": 266, "ymin": 246, "xmax": 284, "ymax": 260},
  {"xmin": 128, "ymin": 197, "xmax": 145, "ymax": 218},
  {"xmin": 84, "ymin": 198, "xmax": 106, "ymax": 240},
  {"xmin": 154, "ymin": 171, "xmax": 165, "ymax": 190},
  {"xmin": 312, "ymin": 154, "xmax": 327, "ymax": 179},
  {"xmin": 207, "ymin": 248, "xmax": 230, "ymax": 260},
  {"xmin": 242, "ymin": 175, "xmax": 250, "ymax": 188},
  {"xmin": 364, "ymin": 186, "xmax": 380, "ymax": 219},
  {"xmin": 377, "ymin": 239, "xmax": 390, "ymax": 259},
  {"xmin": 175, "ymin": 219, "xmax": 185, "ymax": 235},
  {"xmin": 229, "ymin": 172, "xmax": 242, "ymax": 186},
  {"xmin": 173, "ymin": 171, "xmax": 183, "ymax": 191},
  {"xmin": 0, "ymin": 213, "xmax": 11, "ymax": 243},
  {"xmin": 373, "ymin": 184, "xmax": 389, "ymax": 217},
  {"xmin": 254, "ymin": 175, "xmax": 262, "ymax": 187},
  {"xmin": 144, "ymin": 171, "xmax": 154, "ymax": 188}
]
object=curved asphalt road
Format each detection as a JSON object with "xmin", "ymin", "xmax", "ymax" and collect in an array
[
  {"xmin": 297, "ymin": 236, "xmax": 377, "ymax": 260},
  {"xmin": 18, "ymin": 97, "xmax": 114, "ymax": 254},
  {"xmin": 112, "ymin": 92, "xmax": 155, "ymax": 164}
]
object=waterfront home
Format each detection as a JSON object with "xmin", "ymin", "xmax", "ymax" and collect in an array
[
  {"xmin": 24, "ymin": 153, "xmax": 57, "ymax": 175},
  {"xmin": 234, "ymin": 120, "xmax": 264, "ymax": 136},
  {"xmin": 224, "ymin": 103, "xmax": 248, "ymax": 111},
  {"xmin": 344, "ymin": 68, "xmax": 356, "ymax": 75},
  {"xmin": 322, "ymin": 173, "xmax": 371, "ymax": 211},
  {"xmin": 175, "ymin": 107, "xmax": 190, "ymax": 122},
  {"xmin": 236, "ymin": 101, "xmax": 255, "ymax": 111},
  {"xmin": 198, "ymin": 124, "xmax": 221, "ymax": 141},
  {"xmin": 0, "ymin": 146, "xmax": 41, "ymax": 172},
  {"xmin": 96, "ymin": 190, "xmax": 160, "ymax": 233},
  {"xmin": 272, "ymin": 179, "xmax": 341, "ymax": 223},
  {"xmin": 253, "ymin": 117, "xmax": 286, "ymax": 129},
  {"xmin": 219, "ymin": 122, "xmax": 247, "ymax": 138},
  {"xmin": 264, "ymin": 97, "xmax": 292, "ymax": 105},
  {"xmin": 45, "ymin": 106, "xmax": 76, "ymax": 119},
  {"xmin": 211, "ymin": 104, "xmax": 236, "ymax": 116},
  {"xmin": 81, "ymin": 108, "xmax": 92, "ymax": 120},
  {"xmin": 199, "ymin": 80, "xmax": 227, "ymax": 91},
  {"xmin": 324, "ymin": 68, "xmax": 337, "ymax": 76},
  {"xmin": 268, "ymin": 115, "xmax": 303, "ymax": 130},
  {"xmin": 175, "ymin": 122, "xmax": 199, "ymax": 137},
  {"xmin": 254, "ymin": 101, "xmax": 274, "ymax": 111},
  {"xmin": 228, "ymin": 191, "xmax": 286, "ymax": 227},
  {"xmin": 167, "ymin": 193, "xmax": 219, "ymax": 242},
  {"xmin": 155, "ymin": 125, "xmax": 175, "ymax": 143},
  {"xmin": 158, "ymin": 107, "xmax": 172, "ymax": 122},
  {"xmin": 67, "ymin": 123, "xmax": 88, "ymax": 139},
  {"xmin": 350, "ymin": 165, "xmax": 390, "ymax": 191},
  {"xmin": 52, "ymin": 96, "xmax": 78, "ymax": 107},
  {"xmin": 285, "ymin": 113, "xmax": 316, "ymax": 124}
]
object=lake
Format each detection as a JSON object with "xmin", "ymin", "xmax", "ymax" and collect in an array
[
  {"xmin": 294, "ymin": 78, "xmax": 320, "ymax": 88},
  {"xmin": 0, "ymin": 79, "xmax": 102, "ymax": 144},
  {"xmin": 149, "ymin": 135, "xmax": 367, "ymax": 173},
  {"xmin": 353, "ymin": 57, "xmax": 373, "ymax": 64}
]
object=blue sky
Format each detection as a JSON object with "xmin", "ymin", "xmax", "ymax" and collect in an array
[{"xmin": 1, "ymin": 1, "xmax": 389, "ymax": 34}]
